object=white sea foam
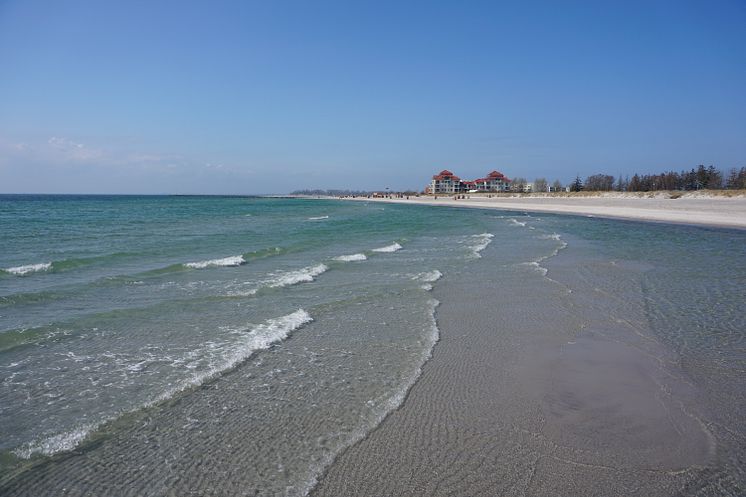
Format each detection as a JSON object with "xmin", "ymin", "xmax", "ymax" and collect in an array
[
  {"xmin": 333, "ymin": 253, "xmax": 367, "ymax": 262},
  {"xmin": 521, "ymin": 261, "xmax": 549, "ymax": 276},
  {"xmin": 509, "ymin": 218, "xmax": 527, "ymax": 227},
  {"xmin": 14, "ymin": 310, "xmax": 313, "ymax": 459},
  {"xmin": 5, "ymin": 262, "xmax": 52, "ymax": 275},
  {"xmin": 379, "ymin": 298, "xmax": 439, "ymax": 407},
  {"xmin": 413, "ymin": 270, "xmax": 442, "ymax": 291},
  {"xmin": 519, "ymin": 233, "xmax": 568, "ymax": 279},
  {"xmin": 225, "ymin": 263, "xmax": 329, "ymax": 297},
  {"xmin": 467, "ymin": 233, "xmax": 494, "ymax": 258},
  {"xmin": 416, "ymin": 270, "xmax": 442, "ymax": 283},
  {"xmin": 227, "ymin": 287, "xmax": 259, "ymax": 297},
  {"xmin": 372, "ymin": 242, "xmax": 402, "ymax": 253},
  {"xmin": 184, "ymin": 255, "xmax": 245, "ymax": 269},
  {"xmin": 539, "ymin": 232, "xmax": 569, "ymax": 252},
  {"xmin": 541, "ymin": 233, "xmax": 562, "ymax": 241},
  {"xmin": 267, "ymin": 264, "xmax": 328, "ymax": 288},
  {"xmin": 153, "ymin": 309, "xmax": 312, "ymax": 402},
  {"xmin": 14, "ymin": 424, "xmax": 97, "ymax": 458},
  {"xmin": 307, "ymin": 215, "xmax": 329, "ymax": 221}
]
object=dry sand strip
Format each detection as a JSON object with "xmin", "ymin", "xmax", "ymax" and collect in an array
[
  {"xmin": 311, "ymin": 230, "xmax": 714, "ymax": 497},
  {"xmin": 341, "ymin": 193, "xmax": 746, "ymax": 229}
]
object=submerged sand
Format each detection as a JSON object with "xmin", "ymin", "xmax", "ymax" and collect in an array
[
  {"xmin": 342, "ymin": 192, "xmax": 746, "ymax": 229},
  {"xmin": 311, "ymin": 213, "xmax": 729, "ymax": 497}
]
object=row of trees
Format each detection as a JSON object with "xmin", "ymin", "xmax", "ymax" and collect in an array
[
  {"xmin": 567, "ymin": 165, "xmax": 746, "ymax": 192},
  {"xmin": 291, "ymin": 189, "xmax": 373, "ymax": 196},
  {"xmin": 510, "ymin": 177, "xmax": 563, "ymax": 192}
]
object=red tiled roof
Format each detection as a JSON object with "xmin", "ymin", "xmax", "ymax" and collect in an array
[
  {"xmin": 433, "ymin": 169, "xmax": 460, "ymax": 180},
  {"xmin": 487, "ymin": 170, "xmax": 505, "ymax": 178}
]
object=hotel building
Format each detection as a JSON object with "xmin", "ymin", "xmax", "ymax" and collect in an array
[{"xmin": 427, "ymin": 169, "xmax": 511, "ymax": 194}]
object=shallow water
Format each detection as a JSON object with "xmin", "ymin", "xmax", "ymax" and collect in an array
[{"xmin": 0, "ymin": 196, "xmax": 743, "ymax": 496}]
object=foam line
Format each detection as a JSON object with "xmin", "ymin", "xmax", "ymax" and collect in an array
[
  {"xmin": 184, "ymin": 255, "xmax": 245, "ymax": 269},
  {"xmin": 372, "ymin": 243, "xmax": 402, "ymax": 253},
  {"xmin": 14, "ymin": 310, "xmax": 313, "ymax": 459}
]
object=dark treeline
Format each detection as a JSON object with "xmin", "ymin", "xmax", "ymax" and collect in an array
[
  {"xmin": 574, "ymin": 165, "xmax": 746, "ymax": 192},
  {"xmin": 290, "ymin": 189, "xmax": 373, "ymax": 196}
]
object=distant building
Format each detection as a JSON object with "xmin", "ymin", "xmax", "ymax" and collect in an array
[
  {"xmin": 545, "ymin": 184, "xmax": 568, "ymax": 193},
  {"xmin": 474, "ymin": 170, "xmax": 511, "ymax": 192},
  {"xmin": 428, "ymin": 169, "xmax": 511, "ymax": 194},
  {"xmin": 429, "ymin": 170, "xmax": 465, "ymax": 194}
]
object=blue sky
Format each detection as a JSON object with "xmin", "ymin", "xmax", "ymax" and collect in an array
[{"xmin": 1, "ymin": 0, "xmax": 744, "ymax": 194}]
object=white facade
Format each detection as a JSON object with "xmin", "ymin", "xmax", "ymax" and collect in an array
[
  {"xmin": 430, "ymin": 170, "xmax": 465, "ymax": 194},
  {"xmin": 428, "ymin": 169, "xmax": 511, "ymax": 194}
]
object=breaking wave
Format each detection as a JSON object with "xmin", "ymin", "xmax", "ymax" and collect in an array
[
  {"xmin": 372, "ymin": 242, "xmax": 402, "ymax": 253},
  {"xmin": 184, "ymin": 255, "xmax": 245, "ymax": 269},
  {"xmin": 509, "ymin": 218, "xmax": 527, "ymax": 227},
  {"xmin": 467, "ymin": 233, "xmax": 494, "ymax": 258},
  {"xmin": 181, "ymin": 248, "xmax": 284, "ymax": 270},
  {"xmin": 266, "ymin": 264, "xmax": 328, "ymax": 288},
  {"xmin": 333, "ymin": 253, "xmax": 367, "ymax": 262},
  {"xmin": 414, "ymin": 270, "xmax": 443, "ymax": 291},
  {"xmin": 13, "ymin": 309, "xmax": 313, "ymax": 459},
  {"xmin": 3, "ymin": 262, "xmax": 52, "ymax": 276},
  {"xmin": 0, "ymin": 252, "xmax": 141, "ymax": 278},
  {"xmin": 225, "ymin": 263, "xmax": 330, "ymax": 297}
]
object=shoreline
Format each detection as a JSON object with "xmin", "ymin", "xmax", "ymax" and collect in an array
[
  {"xmin": 333, "ymin": 192, "xmax": 746, "ymax": 229},
  {"xmin": 311, "ymin": 223, "xmax": 716, "ymax": 496}
]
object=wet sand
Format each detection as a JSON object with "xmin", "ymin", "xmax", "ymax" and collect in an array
[
  {"xmin": 311, "ymin": 230, "xmax": 715, "ymax": 496},
  {"xmin": 342, "ymin": 193, "xmax": 746, "ymax": 229}
]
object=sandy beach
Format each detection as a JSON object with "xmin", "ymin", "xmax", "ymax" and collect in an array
[
  {"xmin": 340, "ymin": 191, "xmax": 746, "ymax": 229},
  {"xmin": 310, "ymin": 197, "xmax": 744, "ymax": 497}
]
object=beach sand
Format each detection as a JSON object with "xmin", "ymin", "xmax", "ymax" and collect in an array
[
  {"xmin": 311, "ymin": 212, "xmax": 721, "ymax": 497},
  {"xmin": 341, "ymin": 192, "xmax": 746, "ymax": 229}
]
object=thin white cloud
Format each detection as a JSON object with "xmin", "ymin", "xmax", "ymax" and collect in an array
[
  {"xmin": 1, "ymin": 136, "xmax": 246, "ymax": 175},
  {"xmin": 47, "ymin": 136, "xmax": 102, "ymax": 161},
  {"xmin": 0, "ymin": 134, "xmax": 255, "ymax": 194}
]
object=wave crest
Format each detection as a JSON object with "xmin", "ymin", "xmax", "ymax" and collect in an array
[
  {"xmin": 414, "ymin": 270, "xmax": 442, "ymax": 283},
  {"xmin": 372, "ymin": 242, "xmax": 402, "ymax": 253},
  {"xmin": 184, "ymin": 255, "xmax": 245, "ymax": 269},
  {"xmin": 4, "ymin": 262, "xmax": 52, "ymax": 276},
  {"xmin": 333, "ymin": 253, "xmax": 367, "ymax": 262},
  {"xmin": 13, "ymin": 309, "xmax": 313, "ymax": 459},
  {"xmin": 467, "ymin": 233, "xmax": 494, "ymax": 258},
  {"xmin": 267, "ymin": 264, "xmax": 328, "ymax": 288}
]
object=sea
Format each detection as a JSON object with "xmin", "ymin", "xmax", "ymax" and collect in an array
[{"xmin": 0, "ymin": 195, "xmax": 743, "ymax": 496}]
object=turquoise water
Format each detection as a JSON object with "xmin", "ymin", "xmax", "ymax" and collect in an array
[{"xmin": 0, "ymin": 195, "xmax": 744, "ymax": 496}]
